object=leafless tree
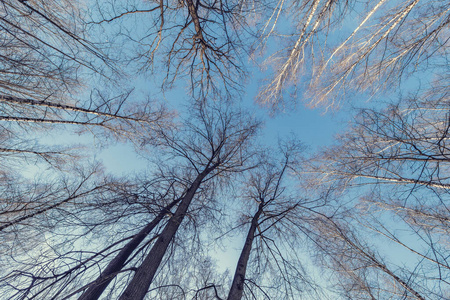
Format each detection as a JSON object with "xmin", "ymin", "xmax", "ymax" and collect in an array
[
  {"xmin": 0, "ymin": 167, "xmax": 102, "ymax": 235},
  {"xmin": 0, "ymin": 1, "xmax": 258, "ymax": 299},
  {"xmin": 0, "ymin": 101, "xmax": 260, "ymax": 299},
  {"xmin": 0, "ymin": 165, "xmax": 114, "ymax": 298},
  {"xmin": 117, "ymin": 101, "xmax": 260, "ymax": 300},
  {"xmin": 224, "ymin": 140, "xmax": 326, "ymax": 300},
  {"xmin": 307, "ymin": 213, "xmax": 429, "ymax": 299},
  {"xmin": 308, "ymin": 82, "xmax": 450, "ymax": 298},
  {"xmin": 256, "ymin": 0, "xmax": 449, "ymax": 110},
  {"xmin": 0, "ymin": 0, "xmax": 173, "ymax": 171},
  {"xmin": 0, "ymin": 0, "xmax": 106, "ymax": 100},
  {"xmin": 4, "ymin": 1, "xmax": 449, "ymax": 299},
  {"xmin": 11, "ymin": 0, "xmax": 446, "ymax": 111},
  {"xmin": 0, "ymin": 165, "xmax": 189, "ymax": 299},
  {"xmin": 314, "ymin": 80, "xmax": 450, "ymax": 192},
  {"xmin": 89, "ymin": 0, "xmax": 251, "ymax": 100},
  {"xmin": 77, "ymin": 178, "xmax": 183, "ymax": 300}
]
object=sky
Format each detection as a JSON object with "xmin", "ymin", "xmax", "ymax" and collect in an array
[
  {"xmin": 11, "ymin": 1, "xmax": 445, "ymax": 298},
  {"xmin": 89, "ymin": 71, "xmax": 350, "ymax": 298}
]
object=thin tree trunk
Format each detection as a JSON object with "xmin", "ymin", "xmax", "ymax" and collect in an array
[
  {"xmin": 118, "ymin": 169, "xmax": 210, "ymax": 300},
  {"xmin": 376, "ymin": 261, "xmax": 425, "ymax": 299},
  {"xmin": 334, "ymin": 221, "xmax": 426, "ymax": 300},
  {"xmin": 0, "ymin": 95, "xmax": 148, "ymax": 123},
  {"xmin": 1, "ymin": 180, "xmax": 99, "ymax": 232},
  {"xmin": 78, "ymin": 197, "xmax": 180, "ymax": 300},
  {"xmin": 227, "ymin": 203, "xmax": 264, "ymax": 300},
  {"xmin": 0, "ymin": 115, "xmax": 104, "ymax": 126}
]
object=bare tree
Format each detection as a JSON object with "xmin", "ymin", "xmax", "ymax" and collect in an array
[
  {"xmin": 0, "ymin": 1, "xmax": 257, "ymax": 299},
  {"xmin": 78, "ymin": 184, "xmax": 182, "ymax": 300},
  {"xmin": 0, "ymin": 101, "xmax": 260, "ymax": 299},
  {"xmin": 0, "ymin": 166, "xmax": 189, "ymax": 299},
  {"xmin": 0, "ymin": 0, "xmax": 174, "ymax": 170},
  {"xmin": 0, "ymin": 0, "xmax": 105, "ymax": 100},
  {"xmin": 117, "ymin": 101, "xmax": 260, "ymax": 300},
  {"xmin": 314, "ymin": 81, "xmax": 450, "ymax": 191},
  {"xmin": 224, "ymin": 140, "xmax": 326, "ymax": 300},
  {"xmin": 306, "ymin": 213, "xmax": 428, "ymax": 299},
  {"xmin": 228, "ymin": 150, "xmax": 294, "ymax": 300},
  {"xmin": 0, "ymin": 0, "xmax": 175, "ymax": 215},
  {"xmin": 256, "ymin": 0, "xmax": 449, "ymax": 110},
  {"xmin": 89, "ymin": 0, "xmax": 251, "ymax": 100},
  {"xmin": 0, "ymin": 165, "xmax": 115, "ymax": 299},
  {"xmin": 308, "ymin": 82, "xmax": 450, "ymax": 298},
  {"xmin": 10, "ymin": 0, "xmax": 447, "ymax": 111},
  {"xmin": 4, "ymin": 1, "xmax": 450, "ymax": 299},
  {"xmin": 0, "ymin": 167, "xmax": 102, "ymax": 234}
]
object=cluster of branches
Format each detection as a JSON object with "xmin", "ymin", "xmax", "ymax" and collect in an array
[
  {"xmin": 1, "ymin": 0, "xmax": 449, "ymax": 299},
  {"xmin": 0, "ymin": 100, "xmax": 335, "ymax": 299},
  {"xmin": 0, "ymin": 0, "xmax": 174, "ymax": 175},
  {"xmin": 256, "ymin": 0, "xmax": 449, "ymax": 110},
  {"xmin": 89, "ymin": 0, "xmax": 251, "ymax": 100},
  {"xmin": 308, "ymin": 79, "xmax": 450, "ymax": 299},
  {"xmin": 0, "ymin": 0, "xmax": 101, "ymax": 100},
  {"xmin": 82, "ymin": 0, "xmax": 449, "ymax": 111},
  {"xmin": 0, "ymin": 103, "xmax": 250, "ymax": 299}
]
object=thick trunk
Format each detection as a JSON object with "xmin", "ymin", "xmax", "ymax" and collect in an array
[
  {"xmin": 118, "ymin": 171, "xmax": 208, "ymax": 300},
  {"xmin": 79, "ymin": 198, "xmax": 180, "ymax": 300},
  {"xmin": 227, "ymin": 204, "xmax": 264, "ymax": 300}
]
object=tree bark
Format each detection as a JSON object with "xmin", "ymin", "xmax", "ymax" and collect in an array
[
  {"xmin": 0, "ymin": 95, "xmax": 149, "ymax": 123},
  {"xmin": 78, "ymin": 197, "xmax": 180, "ymax": 300},
  {"xmin": 227, "ymin": 203, "xmax": 264, "ymax": 300},
  {"xmin": 118, "ymin": 169, "xmax": 210, "ymax": 300}
]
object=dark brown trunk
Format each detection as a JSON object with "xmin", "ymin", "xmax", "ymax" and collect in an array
[
  {"xmin": 227, "ymin": 203, "xmax": 264, "ymax": 300},
  {"xmin": 78, "ymin": 198, "xmax": 180, "ymax": 300},
  {"xmin": 118, "ymin": 170, "xmax": 208, "ymax": 300}
]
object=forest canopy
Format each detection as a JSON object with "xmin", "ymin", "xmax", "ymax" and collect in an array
[{"xmin": 0, "ymin": 0, "xmax": 448, "ymax": 299}]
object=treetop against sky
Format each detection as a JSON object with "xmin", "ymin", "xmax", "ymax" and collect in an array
[{"xmin": 0, "ymin": 0, "xmax": 448, "ymax": 299}]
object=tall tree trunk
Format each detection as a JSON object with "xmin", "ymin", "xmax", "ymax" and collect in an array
[
  {"xmin": 227, "ymin": 203, "xmax": 264, "ymax": 300},
  {"xmin": 79, "ymin": 198, "xmax": 180, "ymax": 300},
  {"xmin": 118, "ymin": 170, "xmax": 209, "ymax": 300}
]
